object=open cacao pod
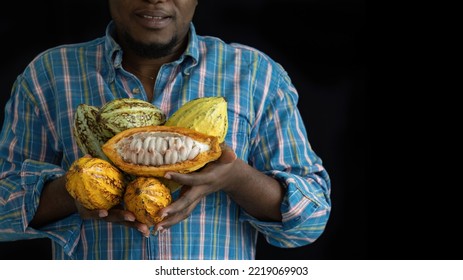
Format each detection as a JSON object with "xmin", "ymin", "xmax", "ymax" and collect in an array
[{"xmin": 102, "ymin": 126, "xmax": 222, "ymax": 177}]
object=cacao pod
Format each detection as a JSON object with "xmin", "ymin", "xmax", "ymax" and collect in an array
[
  {"xmin": 65, "ymin": 157, "xmax": 127, "ymax": 210},
  {"xmin": 165, "ymin": 96, "xmax": 228, "ymax": 143},
  {"xmin": 98, "ymin": 98, "xmax": 166, "ymax": 139},
  {"xmin": 102, "ymin": 126, "xmax": 222, "ymax": 177},
  {"xmin": 124, "ymin": 177, "xmax": 172, "ymax": 226},
  {"xmin": 73, "ymin": 104, "xmax": 110, "ymax": 161}
]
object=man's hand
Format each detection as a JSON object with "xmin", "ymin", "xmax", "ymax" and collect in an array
[
  {"xmin": 75, "ymin": 202, "xmax": 151, "ymax": 238},
  {"xmin": 154, "ymin": 144, "xmax": 237, "ymax": 232}
]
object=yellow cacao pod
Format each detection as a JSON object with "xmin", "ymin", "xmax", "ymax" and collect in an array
[
  {"xmin": 165, "ymin": 96, "xmax": 228, "ymax": 143},
  {"xmin": 124, "ymin": 177, "xmax": 172, "ymax": 226},
  {"xmin": 102, "ymin": 126, "xmax": 222, "ymax": 177},
  {"xmin": 65, "ymin": 157, "xmax": 126, "ymax": 210}
]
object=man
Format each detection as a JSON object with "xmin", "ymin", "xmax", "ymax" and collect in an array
[{"xmin": 0, "ymin": 0, "xmax": 331, "ymax": 259}]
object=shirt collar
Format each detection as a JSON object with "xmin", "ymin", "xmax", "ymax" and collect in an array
[
  {"xmin": 104, "ymin": 21, "xmax": 122, "ymax": 69},
  {"xmin": 103, "ymin": 21, "xmax": 199, "ymax": 75}
]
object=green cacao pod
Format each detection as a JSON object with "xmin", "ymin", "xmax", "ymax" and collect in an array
[
  {"xmin": 65, "ymin": 157, "xmax": 127, "ymax": 210},
  {"xmin": 165, "ymin": 96, "xmax": 228, "ymax": 143},
  {"xmin": 98, "ymin": 98, "xmax": 166, "ymax": 139},
  {"xmin": 73, "ymin": 104, "xmax": 110, "ymax": 161}
]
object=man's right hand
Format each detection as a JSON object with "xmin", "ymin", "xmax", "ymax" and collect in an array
[{"xmin": 75, "ymin": 202, "xmax": 151, "ymax": 238}]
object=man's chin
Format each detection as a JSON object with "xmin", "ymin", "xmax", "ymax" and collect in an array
[{"xmin": 124, "ymin": 32, "xmax": 177, "ymax": 59}]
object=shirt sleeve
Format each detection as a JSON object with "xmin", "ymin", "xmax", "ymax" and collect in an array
[
  {"xmin": 240, "ymin": 62, "xmax": 331, "ymax": 248},
  {"xmin": 0, "ymin": 75, "xmax": 82, "ymax": 255}
]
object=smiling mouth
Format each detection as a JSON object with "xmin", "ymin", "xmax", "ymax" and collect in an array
[
  {"xmin": 143, "ymin": 15, "xmax": 169, "ymax": 20},
  {"xmin": 136, "ymin": 12, "xmax": 173, "ymax": 29}
]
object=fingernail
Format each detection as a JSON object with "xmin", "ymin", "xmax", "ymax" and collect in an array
[
  {"xmin": 164, "ymin": 173, "xmax": 172, "ymax": 179},
  {"xmin": 156, "ymin": 226, "xmax": 169, "ymax": 234},
  {"xmin": 98, "ymin": 210, "xmax": 108, "ymax": 218},
  {"xmin": 137, "ymin": 227, "xmax": 149, "ymax": 238},
  {"xmin": 124, "ymin": 215, "xmax": 135, "ymax": 222}
]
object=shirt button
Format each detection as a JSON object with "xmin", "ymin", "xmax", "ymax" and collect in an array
[{"xmin": 132, "ymin": 88, "xmax": 141, "ymax": 94}]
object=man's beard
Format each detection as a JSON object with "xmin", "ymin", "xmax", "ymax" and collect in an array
[{"xmin": 123, "ymin": 32, "xmax": 178, "ymax": 59}]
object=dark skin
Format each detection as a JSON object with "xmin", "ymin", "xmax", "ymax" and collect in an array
[
  {"xmin": 111, "ymin": 0, "xmax": 195, "ymax": 101},
  {"xmin": 30, "ymin": 0, "xmax": 284, "ymax": 237}
]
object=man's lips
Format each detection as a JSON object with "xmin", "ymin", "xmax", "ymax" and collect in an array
[
  {"xmin": 135, "ymin": 10, "xmax": 172, "ymax": 29},
  {"xmin": 142, "ymin": 15, "xmax": 169, "ymax": 20}
]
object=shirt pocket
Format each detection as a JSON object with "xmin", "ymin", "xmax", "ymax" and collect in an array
[{"xmin": 225, "ymin": 114, "xmax": 251, "ymax": 160}]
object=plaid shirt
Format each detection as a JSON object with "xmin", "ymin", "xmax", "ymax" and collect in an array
[{"xmin": 0, "ymin": 22, "xmax": 331, "ymax": 259}]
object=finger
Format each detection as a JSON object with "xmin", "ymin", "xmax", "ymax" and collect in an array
[
  {"xmin": 156, "ymin": 185, "xmax": 204, "ymax": 224},
  {"xmin": 99, "ymin": 208, "xmax": 151, "ymax": 237},
  {"xmin": 218, "ymin": 145, "xmax": 237, "ymax": 164},
  {"xmin": 76, "ymin": 201, "xmax": 151, "ymax": 237},
  {"xmin": 179, "ymin": 185, "xmax": 191, "ymax": 197},
  {"xmin": 102, "ymin": 208, "xmax": 137, "ymax": 223},
  {"xmin": 79, "ymin": 209, "xmax": 108, "ymax": 220},
  {"xmin": 75, "ymin": 201, "xmax": 108, "ymax": 220},
  {"xmin": 160, "ymin": 186, "xmax": 202, "ymax": 217},
  {"xmin": 164, "ymin": 171, "xmax": 206, "ymax": 186},
  {"xmin": 135, "ymin": 223, "xmax": 150, "ymax": 238},
  {"xmin": 118, "ymin": 221, "xmax": 150, "ymax": 238},
  {"xmin": 155, "ymin": 196, "xmax": 201, "ymax": 231},
  {"xmin": 164, "ymin": 144, "xmax": 236, "ymax": 183}
]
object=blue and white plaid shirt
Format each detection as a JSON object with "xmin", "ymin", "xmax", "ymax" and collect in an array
[{"xmin": 0, "ymin": 21, "xmax": 331, "ymax": 259}]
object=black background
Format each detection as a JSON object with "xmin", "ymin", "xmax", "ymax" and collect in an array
[{"xmin": 0, "ymin": 0, "xmax": 367, "ymax": 260}]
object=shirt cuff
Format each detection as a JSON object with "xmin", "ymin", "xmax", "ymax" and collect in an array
[
  {"xmin": 21, "ymin": 159, "xmax": 82, "ymax": 256},
  {"xmin": 239, "ymin": 171, "xmax": 322, "ymax": 247}
]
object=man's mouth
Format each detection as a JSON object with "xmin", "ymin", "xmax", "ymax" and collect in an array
[
  {"xmin": 136, "ymin": 11, "xmax": 172, "ymax": 29},
  {"xmin": 142, "ymin": 15, "xmax": 169, "ymax": 20}
]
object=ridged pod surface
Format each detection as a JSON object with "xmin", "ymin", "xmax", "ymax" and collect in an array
[
  {"xmin": 124, "ymin": 177, "xmax": 172, "ymax": 226},
  {"xmin": 98, "ymin": 98, "xmax": 166, "ymax": 139},
  {"xmin": 73, "ymin": 104, "xmax": 110, "ymax": 161},
  {"xmin": 102, "ymin": 126, "xmax": 222, "ymax": 177},
  {"xmin": 165, "ymin": 96, "xmax": 228, "ymax": 143},
  {"xmin": 65, "ymin": 157, "xmax": 126, "ymax": 210}
]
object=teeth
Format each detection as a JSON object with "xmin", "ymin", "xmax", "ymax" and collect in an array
[{"xmin": 143, "ymin": 15, "xmax": 164, "ymax": 19}]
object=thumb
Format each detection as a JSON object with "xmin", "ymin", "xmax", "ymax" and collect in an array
[{"xmin": 218, "ymin": 144, "xmax": 237, "ymax": 164}]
